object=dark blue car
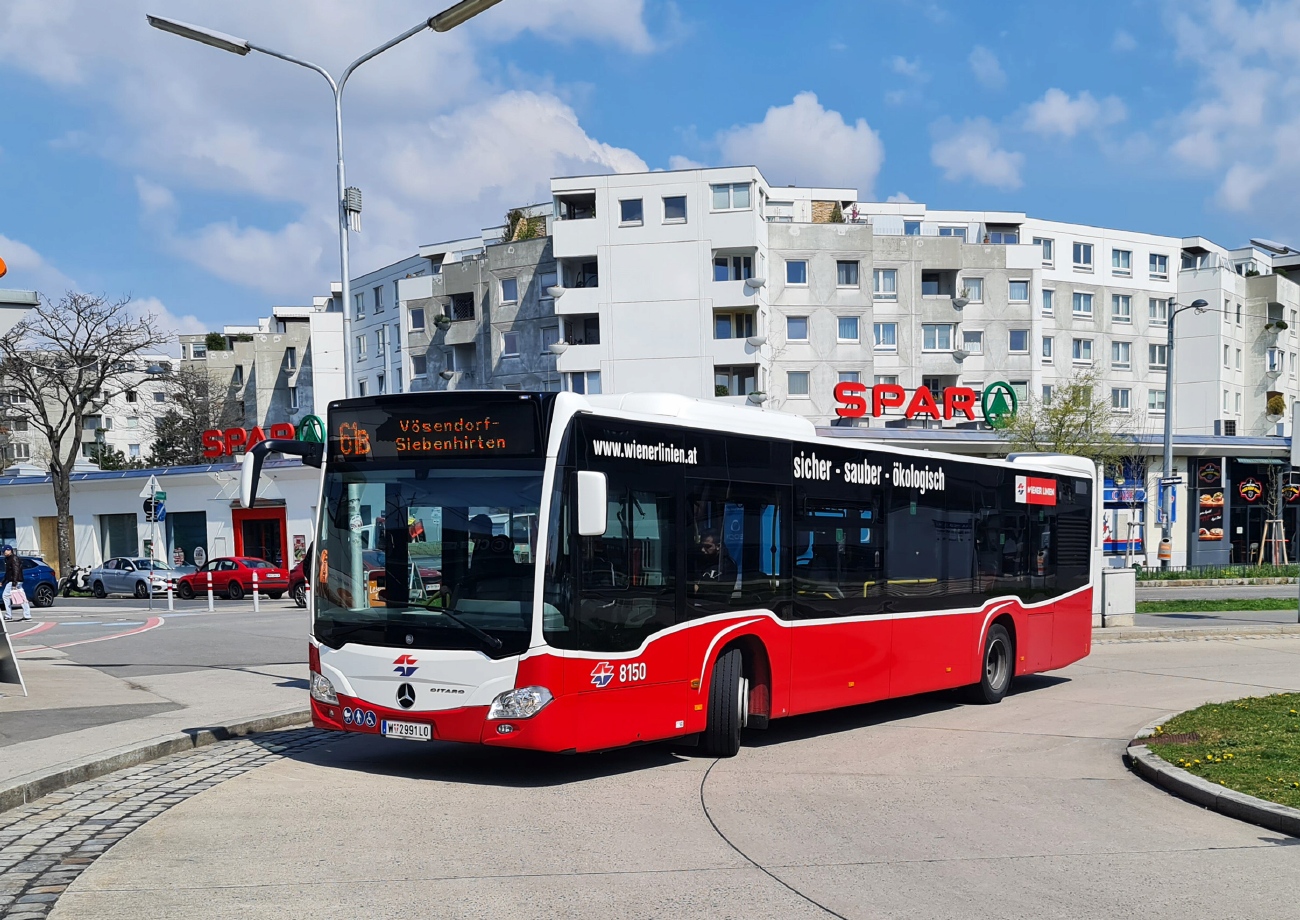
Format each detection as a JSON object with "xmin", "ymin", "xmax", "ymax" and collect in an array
[{"xmin": 18, "ymin": 556, "xmax": 58, "ymax": 608}]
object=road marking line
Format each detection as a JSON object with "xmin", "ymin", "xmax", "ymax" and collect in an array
[
  {"xmin": 8, "ymin": 621, "xmax": 54, "ymax": 640},
  {"xmin": 17, "ymin": 616, "xmax": 165, "ymax": 653}
]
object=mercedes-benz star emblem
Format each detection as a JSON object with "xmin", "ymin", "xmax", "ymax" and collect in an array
[{"xmin": 397, "ymin": 683, "xmax": 416, "ymax": 709}]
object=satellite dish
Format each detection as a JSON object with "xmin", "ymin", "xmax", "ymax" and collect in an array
[{"xmin": 1250, "ymin": 238, "xmax": 1292, "ymax": 255}]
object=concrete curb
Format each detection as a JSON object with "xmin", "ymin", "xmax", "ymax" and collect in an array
[
  {"xmin": 1125, "ymin": 714, "xmax": 1300, "ymax": 838},
  {"xmin": 1093, "ymin": 624, "xmax": 1300, "ymax": 642},
  {"xmin": 0, "ymin": 707, "xmax": 311, "ymax": 815}
]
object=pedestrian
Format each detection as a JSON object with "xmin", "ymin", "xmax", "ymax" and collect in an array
[{"xmin": 2, "ymin": 545, "xmax": 32, "ymax": 621}]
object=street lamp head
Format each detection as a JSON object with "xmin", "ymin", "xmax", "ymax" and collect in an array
[
  {"xmin": 145, "ymin": 363, "xmax": 171, "ymax": 376},
  {"xmin": 548, "ymin": 342, "xmax": 569, "ymax": 356},
  {"xmin": 1191, "ymin": 298, "xmax": 1209, "ymax": 312},
  {"xmin": 428, "ymin": 0, "xmax": 506, "ymax": 33},
  {"xmin": 438, "ymin": 369, "xmax": 455, "ymax": 380},
  {"xmin": 546, "ymin": 285, "xmax": 566, "ymax": 299},
  {"xmin": 146, "ymin": 15, "xmax": 251, "ymax": 55}
]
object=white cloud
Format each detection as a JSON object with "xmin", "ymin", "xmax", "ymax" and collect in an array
[
  {"xmin": 930, "ymin": 118, "xmax": 1023, "ymax": 190},
  {"xmin": 129, "ymin": 296, "xmax": 208, "ymax": 356},
  {"xmin": 886, "ymin": 191, "xmax": 913, "ymax": 203},
  {"xmin": 0, "ymin": 0, "xmax": 661, "ymax": 301},
  {"xmin": 968, "ymin": 46, "xmax": 1006, "ymax": 90},
  {"xmin": 718, "ymin": 92, "xmax": 884, "ymax": 196},
  {"xmin": 1167, "ymin": 0, "xmax": 1300, "ymax": 215},
  {"xmin": 667, "ymin": 155, "xmax": 707, "ymax": 171},
  {"xmin": 1112, "ymin": 29, "xmax": 1137, "ymax": 51},
  {"xmin": 0, "ymin": 234, "xmax": 77, "ymax": 294},
  {"xmin": 890, "ymin": 55, "xmax": 925, "ymax": 79},
  {"xmin": 1025, "ymin": 88, "xmax": 1127, "ymax": 138}
]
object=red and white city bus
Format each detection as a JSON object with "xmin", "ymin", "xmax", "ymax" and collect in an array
[{"xmin": 242, "ymin": 391, "xmax": 1097, "ymax": 757}]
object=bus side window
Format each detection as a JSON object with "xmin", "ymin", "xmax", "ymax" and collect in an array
[
  {"xmin": 793, "ymin": 497, "xmax": 883, "ymax": 619},
  {"xmin": 684, "ymin": 480, "xmax": 788, "ymax": 619}
]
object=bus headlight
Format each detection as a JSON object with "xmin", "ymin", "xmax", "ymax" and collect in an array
[
  {"xmin": 488, "ymin": 686, "xmax": 553, "ymax": 720},
  {"xmin": 310, "ymin": 671, "xmax": 339, "ymax": 705}
]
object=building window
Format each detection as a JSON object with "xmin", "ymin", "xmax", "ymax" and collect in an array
[
  {"xmin": 1149, "ymin": 343, "xmax": 1168, "ymax": 370},
  {"xmin": 715, "ymin": 312, "xmax": 755, "ymax": 339},
  {"xmin": 836, "ymin": 260, "xmax": 860, "ymax": 287},
  {"xmin": 786, "ymin": 316, "xmax": 809, "ymax": 341},
  {"xmin": 1072, "ymin": 338, "xmax": 1093, "ymax": 363},
  {"xmin": 289, "ymin": 386, "xmax": 299, "ymax": 410},
  {"xmin": 620, "ymin": 198, "xmax": 643, "ymax": 225},
  {"xmin": 286, "ymin": 347, "xmax": 297, "ymax": 370},
  {"xmin": 1009, "ymin": 329, "xmax": 1029, "ymax": 353},
  {"xmin": 715, "ymin": 366, "xmax": 757, "ymax": 396},
  {"xmin": 1072, "ymin": 292, "xmax": 1094, "ymax": 316},
  {"xmin": 1042, "ymin": 289, "xmax": 1054, "ymax": 315},
  {"xmin": 356, "ymin": 334, "xmax": 368, "ymax": 359},
  {"xmin": 541, "ymin": 325, "xmax": 558, "ymax": 352},
  {"xmin": 153, "ymin": 391, "xmax": 166, "ymax": 403},
  {"xmin": 962, "ymin": 277, "xmax": 983, "ymax": 302},
  {"xmin": 1008, "ymin": 280, "xmax": 1030, "ymax": 302},
  {"xmin": 963, "ymin": 329, "xmax": 984, "ymax": 355},
  {"xmin": 1034, "ymin": 237, "xmax": 1054, "ymax": 266},
  {"xmin": 922, "ymin": 323, "xmax": 955, "ymax": 351},
  {"xmin": 938, "ymin": 226, "xmax": 967, "ymax": 241},
  {"xmin": 1236, "ymin": 303, "xmax": 1242, "ymax": 324},
  {"xmin": 1149, "ymin": 253, "xmax": 1169, "ymax": 280},
  {"xmin": 124, "ymin": 416, "xmax": 138, "ymax": 429},
  {"xmin": 373, "ymin": 285, "xmax": 385, "ymax": 313},
  {"xmin": 873, "ymin": 322, "xmax": 897, "ymax": 351},
  {"xmin": 502, "ymin": 331, "xmax": 520, "ymax": 357},
  {"xmin": 1223, "ymin": 389, "xmax": 1231, "ymax": 412},
  {"xmin": 412, "ymin": 354, "xmax": 428, "ymax": 378},
  {"xmin": 1149, "ymin": 298, "xmax": 1168, "ymax": 326},
  {"xmin": 566, "ymin": 371, "xmax": 602, "ymax": 395},
  {"xmin": 1111, "ymin": 388, "xmax": 1131, "ymax": 411},
  {"xmin": 875, "ymin": 374, "xmax": 899, "ymax": 385},
  {"xmin": 1236, "ymin": 392, "xmax": 1242, "ymax": 414},
  {"xmin": 354, "ymin": 292, "xmax": 365, "ymax": 318},
  {"xmin": 1010, "ymin": 380, "xmax": 1028, "ymax": 401},
  {"xmin": 357, "ymin": 378, "xmax": 368, "ymax": 397},
  {"xmin": 904, "ymin": 221, "xmax": 921, "ymax": 236},
  {"xmin": 1267, "ymin": 347, "xmax": 1282, "ymax": 373},
  {"xmin": 1073, "ymin": 242, "xmax": 1093, "ymax": 270},
  {"xmin": 787, "ymin": 371, "xmax": 810, "ymax": 397},
  {"xmin": 710, "ymin": 183, "xmax": 751, "ymax": 210},
  {"xmin": 838, "ymin": 371, "xmax": 860, "ymax": 384},
  {"xmin": 450, "ymin": 292, "xmax": 476, "ymax": 320},
  {"xmin": 837, "ymin": 316, "xmax": 860, "ymax": 342},
  {"xmin": 125, "ymin": 389, "xmax": 138, "ymax": 403},
  {"xmin": 663, "ymin": 195, "xmax": 687, "ymax": 223},
  {"xmin": 1223, "ymin": 344, "xmax": 1231, "ymax": 367},
  {"xmin": 275, "ymin": 320, "xmax": 287, "ymax": 334},
  {"xmin": 714, "ymin": 253, "xmax": 754, "ymax": 281},
  {"xmin": 1112, "ymin": 294, "xmax": 1132, "ymax": 323},
  {"xmin": 873, "ymin": 268, "xmax": 897, "ymax": 300},
  {"xmin": 1112, "ymin": 341, "xmax": 1131, "ymax": 369},
  {"xmin": 786, "ymin": 260, "xmax": 808, "ymax": 285},
  {"xmin": 410, "ymin": 308, "xmax": 425, "ymax": 331},
  {"xmin": 377, "ymin": 327, "xmax": 387, "ymax": 353},
  {"xmin": 377, "ymin": 373, "xmax": 386, "ymax": 395},
  {"xmin": 1042, "ymin": 336, "xmax": 1054, "ymax": 362},
  {"xmin": 500, "ymin": 277, "xmax": 518, "ymax": 303},
  {"xmin": 233, "ymin": 365, "xmax": 244, "ymax": 386},
  {"xmin": 538, "ymin": 271, "xmax": 558, "ymax": 300},
  {"xmin": 1148, "ymin": 389, "xmax": 1166, "ymax": 412},
  {"xmin": 1042, "ymin": 384, "xmax": 1053, "ymax": 404},
  {"xmin": 191, "ymin": 343, "xmax": 207, "ymax": 359},
  {"xmin": 1112, "ymin": 249, "xmax": 1132, "ymax": 276},
  {"xmin": 1235, "ymin": 347, "xmax": 1243, "ymax": 370}
]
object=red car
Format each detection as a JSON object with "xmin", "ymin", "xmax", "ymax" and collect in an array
[{"xmin": 176, "ymin": 557, "xmax": 289, "ymax": 600}]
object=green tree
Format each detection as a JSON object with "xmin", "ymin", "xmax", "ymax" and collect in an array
[
  {"xmin": 146, "ymin": 365, "xmax": 237, "ymax": 467},
  {"xmin": 92, "ymin": 443, "xmax": 146, "ymax": 471},
  {"xmin": 994, "ymin": 370, "xmax": 1132, "ymax": 466}
]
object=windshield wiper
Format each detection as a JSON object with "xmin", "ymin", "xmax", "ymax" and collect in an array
[{"xmin": 436, "ymin": 608, "xmax": 503, "ymax": 650}]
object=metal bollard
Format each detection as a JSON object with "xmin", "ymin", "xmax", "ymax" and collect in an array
[
  {"xmin": 167, "ymin": 584, "xmax": 174, "ymax": 612},
  {"xmin": 252, "ymin": 570, "xmax": 260, "ymax": 614},
  {"xmin": 206, "ymin": 571, "xmax": 214, "ymax": 611}
]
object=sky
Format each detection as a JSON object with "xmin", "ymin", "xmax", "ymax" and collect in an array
[{"xmin": 3, "ymin": 0, "xmax": 1299, "ymax": 344}]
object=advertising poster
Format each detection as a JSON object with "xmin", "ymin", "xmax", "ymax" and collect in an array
[
  {"xmin": 293, "ymin": 534, "xmax": 307, "ymax": 562},
  {"xmin": 1197, "ymin": 460, "xmax": 1224, "ymax": 543}
]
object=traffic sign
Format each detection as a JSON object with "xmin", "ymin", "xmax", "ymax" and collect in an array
[
  {"xmin": 143, "ymin": 498, "xmax": 166, "ymax": 522},
  {"xmin": 139, "ymin": 474, "xmax": 162, "ymax": 500},
  {"xmin": 154, "ymin": 491, "xmax": 167, "ymax": 502},
  {"xmin": 194, "ymin": 547, "xmax": 207, "ymax": 567}
]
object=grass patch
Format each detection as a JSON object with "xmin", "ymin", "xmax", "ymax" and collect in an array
[
  {"xmin": 1137, "ymin": 564, "xmax": 1297, "ymax": 582},
  {"xmin": 1146, "ymin": 693, "xmax": 1300, "ymax": 809},
  {"xmin": 1136, "ymin": 598, "xmax": 1299, "ymax": 613}
]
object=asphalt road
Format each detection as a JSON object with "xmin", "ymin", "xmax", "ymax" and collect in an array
[
  {"xmin": 1136, "ymin": 582, "xmax": 1300, "ymax": 600},
  {"xmin": 37, "ymin": 634, "xmax": 1300, "ymax": 920}
]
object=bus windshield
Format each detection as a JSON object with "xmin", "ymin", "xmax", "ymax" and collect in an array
[{"xmin": 315, "ymin": 463, "xmax": 543, "ymax": 658}]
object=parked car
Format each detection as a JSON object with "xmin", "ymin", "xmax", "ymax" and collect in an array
[
  {"xmin": 88, "ymin": 557, "xmax": 177, "ymax": 599},
  {"xmin": 175, "ymin": 557, "xmax": 289, "ymax": 600},
  {"xmin": 18, "ymin": 555, "xmax": 59, "ymax": 608}
]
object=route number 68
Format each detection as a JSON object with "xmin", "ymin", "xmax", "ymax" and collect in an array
[{"xmin": 619, "ymin": 662, "xmax": 646, "ymax": 682}]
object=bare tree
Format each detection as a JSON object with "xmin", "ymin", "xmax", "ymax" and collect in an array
[
  {"xmin": 146, "ymin": 365, "xmax": 239, "ymax": 467},
  {"xmin": 0, "ymin": 292, "xmax": 171, "ymax": 575},
  {"xmin": 995, "ymin": 369, "xmax": 1133, "ymax": 467}
]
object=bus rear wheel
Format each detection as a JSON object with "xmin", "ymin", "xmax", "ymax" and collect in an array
[
  {"xmin": 702, "ymin": 648, "xmax": 747, "ymax": 758},
  {"xmin": 968, "ymin": 623, "xmax": 1013, "ymax": 704}
]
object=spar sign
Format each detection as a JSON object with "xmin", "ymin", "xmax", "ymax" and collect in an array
[{"xmin": 835, "ymin": 381, "xmax": 1019, "ymax": 426}]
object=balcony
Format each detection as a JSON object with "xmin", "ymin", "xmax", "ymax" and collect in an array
[
  {"xmin": 553, "ymin": 191, "xmax": 602, "ymax": 259},
  {"xmin": 709, "ymin": 336, "xmax": 764, "ymax": 366}
]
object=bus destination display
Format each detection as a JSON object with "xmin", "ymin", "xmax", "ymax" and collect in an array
[{"xmin": 329, "ymin": 398, "xmax": 541, "ymax": 462}]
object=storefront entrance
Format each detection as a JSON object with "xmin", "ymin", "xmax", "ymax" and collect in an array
[
  {"xmin": 1227, "ymin": 460, "xmax": 1300, "ymax": 564},
  {"xmin": 232, "ymin": 505, "xmax": 288, "ymax": 568}
]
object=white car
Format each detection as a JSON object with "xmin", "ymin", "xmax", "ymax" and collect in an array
[{"xmin": 89, "ymin": 557, "xmax": 176, "ymax": 599}]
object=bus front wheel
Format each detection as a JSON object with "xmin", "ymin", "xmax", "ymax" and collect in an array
[
  {"xmin": 702, "ymin": 648, "xmax": 747, "ymax": 757},
  {"xmin": 968, "ymin": 623, "xmax": 1013, "ymax": 704}
]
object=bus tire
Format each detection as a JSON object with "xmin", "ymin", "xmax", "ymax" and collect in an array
[
  {"xmin": 968, "ymin": 623, "xmax": 1013, "ymax": 704},
  {"xmin": 702, "ymin": 648, "xmax": 746, "ymax": 758}
]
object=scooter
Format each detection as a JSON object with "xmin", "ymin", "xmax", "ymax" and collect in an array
[{"xmin": 59, "ymin": 564, "xmax": 92, "ymax": 597}]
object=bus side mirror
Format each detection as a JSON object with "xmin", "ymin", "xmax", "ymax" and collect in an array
[{"xmin": 576, "ymin": 471, "xmax": 607, "ymax": 536}]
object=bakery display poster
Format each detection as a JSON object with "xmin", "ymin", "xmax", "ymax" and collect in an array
[{"xmin": 1197, "ymin": 461, "xmax": 1225, "ymax": 542}]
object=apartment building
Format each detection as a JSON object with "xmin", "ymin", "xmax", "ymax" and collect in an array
[{"xmin": 179, "ymin": 303, "xmax": 344, "ymax": 429}]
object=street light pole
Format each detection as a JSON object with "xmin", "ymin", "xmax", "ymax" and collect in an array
[
  {"xmin": 1159, "ymin": 298, "xmax": 1209, "ymax": 569},
  {"xmin": 147, "ymin": 0, "xmax": 506, "ymax": 399}
]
